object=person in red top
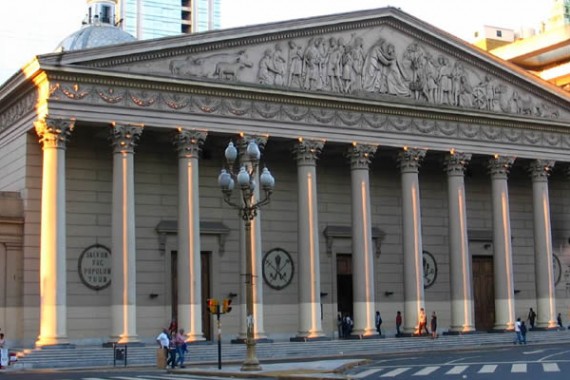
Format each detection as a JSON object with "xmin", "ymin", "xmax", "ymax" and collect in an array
[{"xmin": 396, "ymin": 311, "xmax": 402, "ymax": 336}]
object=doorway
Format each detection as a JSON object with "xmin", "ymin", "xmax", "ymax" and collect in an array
[
  {"xmin": 336, "ymin": 254, "xmax": 353, "ymax": 318},
  {"xmin": 171, "ymin": 251, "xmax": 212, "ymax": 340},
  {"xmin": 472, "ymin": 256, "xmax": 495, "ymax": 331}
]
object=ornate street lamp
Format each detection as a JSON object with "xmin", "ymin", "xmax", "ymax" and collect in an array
[{"xmin": 218, "ymin": 139, "xmax": 275, "ymax": 371}]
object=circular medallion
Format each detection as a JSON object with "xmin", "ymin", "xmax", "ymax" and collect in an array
[
  {"xmin": 262, "ymin": 248, "xmax": 294, "ymax": 290},
  {"xmin": 553, "ymin": 254, "xmax": 562, "ymax": 286},
  {"xmin": 78, "ymin": 244, "xmax": 112, "ymax": 291},
  {"xmin": 423, "ymin": 250, "xmax": 437, "ymax": 289}
]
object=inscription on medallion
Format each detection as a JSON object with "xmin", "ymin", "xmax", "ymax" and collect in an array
[{"xmin": 78, "ymin": 244, "xmax": 112, "ymax": 291}]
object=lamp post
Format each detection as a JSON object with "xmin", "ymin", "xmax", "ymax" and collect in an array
[{"xmin": 218, "ymin": 139, "xmax": 275, "ymax": 371}]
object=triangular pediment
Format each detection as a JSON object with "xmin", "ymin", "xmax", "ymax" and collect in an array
[{"xmin": 34, "ymin": 7, "xmax": 570, "ymax": 121}]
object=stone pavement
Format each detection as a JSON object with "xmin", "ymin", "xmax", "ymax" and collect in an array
[{"xmin": 172, "ymin": 359, "xmax": 365, "ymax": 379}]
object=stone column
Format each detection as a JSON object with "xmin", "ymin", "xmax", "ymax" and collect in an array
[
  {"xmin": 444, "ymin": 151, "xmax": 475, "ymax": 333},
  {"xmin": 347, "ymin": 143, "xmax": 377, "ymax": 337},
  {"xmin": 398, "ymin": 148, "xmax": 427, "ymax": 334},
  {"xmin": 34, "ymin": 117, "xmax": 74, "ymax": 347},
  {"xmin": 109, "ymin": 123, "xmax": 143, "ymax": 343},
  {"xmin": 529, "ymin": 160, "xmax": 557, "ymax": 329},
  {"xmin": 237, "ymin": 135, "xmax": 268, "ymax": 341},
  {"xmin": 488, "ymin": 155, "xmax": 516, "ymax": 331},
  {"xmin": 292, "ymin": 138, "xmax": 326, "ymax": 340},
  {"xmin": 174, "ymin": 128, "xmax": 207, "ymax": 342}
]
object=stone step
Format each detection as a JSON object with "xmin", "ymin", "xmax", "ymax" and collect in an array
[{"xmin": 10, "ymin": 330, "xmax": 570, "ymax": 369}]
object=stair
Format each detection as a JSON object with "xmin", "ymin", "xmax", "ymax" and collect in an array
[{"xmin": 10, "ymin": 329, "xmax": 570, "ymax": 370}]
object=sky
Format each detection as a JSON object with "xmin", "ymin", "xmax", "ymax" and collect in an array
[{"xmin": 0, "ymin": 0, "xmax": 552, "ymax": 84}]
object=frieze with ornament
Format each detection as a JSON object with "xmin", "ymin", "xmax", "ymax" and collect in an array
[
  {"xmin": 0, "ymin": 91, "xmax": 37, "ymax": 132},
  {"xmin": 45, "ymin": 81, "xmax": 570, "ymax": 152}
]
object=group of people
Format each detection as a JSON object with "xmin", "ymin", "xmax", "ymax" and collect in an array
[
  {"xmin": 337, "ymin": 308, "xmax": 437, "ymax": 339},
  {"xmin": 156, "ymin": 325, "xmax": 187, "ymax": 369}
]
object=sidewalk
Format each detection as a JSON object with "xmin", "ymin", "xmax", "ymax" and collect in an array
[{"xmin": 172, "ymin": 359, "xmax": 366, "ymax": 379}]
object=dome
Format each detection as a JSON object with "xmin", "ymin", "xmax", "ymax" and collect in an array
[
  {"xmin": 55, "ymin": 0, "xmax": 136, "ymax": 52},
  {"xmin": 56, "ymin": 24, "xmax": 136, "ymax": 52}
]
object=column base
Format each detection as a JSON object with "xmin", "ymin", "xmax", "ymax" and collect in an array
[
  {"xmin": 102, "ymin": 341, "xmax": 145, "ymax": 348},
  {"xmin": 529, "ymin": 326, "xmax": 559, "ymax": 331},
  {"xmin": 343, "ymin": 333, "xmax": 384, "ymax": 340},
  {"xmin": 231, "ymin": 337, "xmax": 273, "ymax": 344},
  {"xmin": 488, "ymin": 328, "xmax": 512, "ymax": 333},
  {"xmin": 290, "ymin": 336, "xmax": 331, "ymax": 342},
  {"xmin": 35, "ymin": 337, "xmax": 73, "ymax": 348},
  {"xmin": 35, "ymin": 342, "xmax": 75, "ymax": 349},
  {"xmin": 443, "ymin": 330, "xmax": 478, "ymax": 335}
]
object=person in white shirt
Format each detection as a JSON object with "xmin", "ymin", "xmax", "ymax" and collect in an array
[
  {"xmin": 513, "ymin": 318, "xmax": 522, "ymax": 344},
  {"xmin": 156, "ymin": 328, "xmax": 169, "ymax": 349}
]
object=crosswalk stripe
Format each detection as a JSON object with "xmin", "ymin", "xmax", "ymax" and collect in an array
[
  {"xmin": 478, "ymin": 364, "xmax": 497, "ymax": 373},
  {"xmin": 413, "ymin": 366, "xmax": 439, "ymax": 376},
  {"xmin": 381, "ymin": 367, "xmax": 410, "ymax": 377},
  {"xmin": 352, "ymin": 368, "xmax": 383, "ymax": 378},
  {"xmin": 511, "ymin": 363, "xmax": 527, "ymax": 373},
  {"xmin": 446, "ymin": 365, "xmax": 468, "ymax": 375},
  {"xmin": 543, "ymin": 363, "xmax": 560, "ymax": 372}
]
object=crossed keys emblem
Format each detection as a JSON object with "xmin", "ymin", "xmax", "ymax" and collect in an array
[{"xmin": 262, "ymin": 248, "xmax": 294, "ymax": 290}]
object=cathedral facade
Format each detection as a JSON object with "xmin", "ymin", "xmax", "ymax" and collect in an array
[{"xmin": 1, "ymin": 7, "xmax": 570, "ymax": 347}]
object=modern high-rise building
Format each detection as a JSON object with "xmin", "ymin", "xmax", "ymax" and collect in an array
[{"xmin": 117, "ymin": 0, "xmax": 222, "ymax": 39}]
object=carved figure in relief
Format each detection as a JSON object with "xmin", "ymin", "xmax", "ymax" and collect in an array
[
  {"xmin": 341, "ymin": 44, "xmax": 355, "ymax": 92},
  {"xmin": 258, "ymin": 49, "xmax": 279, "ymax": 85},
  {"xmin": 213, "ymin": 51, "xmax": 253, "ymax": 80},
  {"xmin": 363, "ymin": 38, "xmax": 410, "ymax": 96},
  {"xmin": 288, "ymin": 41, "xmax": 304, "ymax": 88},
  {"xmin": 422, "ymin": 55, "xmax": 438, "ymax": 103},
  {"xmin": 273, "ymin": 44, "xmax": 287, "ymax": 86},
  {"xmin": 303, "ymin": 37, "xmax": 324, "ymax": 91},
  {"xmin": 437, "ymin": 56, "xmax": 453, "ymax": 105},
  {"xmin": 351, "ymin": 37, "xmax": 366, "ymax": 91},
  {"xmin": 325, "ymin": 37, "xmax": 343, "ymax": 92}
]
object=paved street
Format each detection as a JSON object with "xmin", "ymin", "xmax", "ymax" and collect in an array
[{"xmin": 346, "ymin": 342, "xmax": 570, "ymax": 379}]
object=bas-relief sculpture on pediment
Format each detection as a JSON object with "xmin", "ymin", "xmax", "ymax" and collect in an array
[{"xmin": 119, "ymin": 24, "xmax": 566, "ymax": 120}]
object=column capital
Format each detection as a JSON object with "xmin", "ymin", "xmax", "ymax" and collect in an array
[
  {"xmin": 398, "ymin": 147, "xmax": 426, "ymax": 173},
  {"xmin": 529, "ymin": 160, "xmax": 555, "ymax": 181},
  {"xmin": 34, "ymin": 117, "xmax": 75, "ymax": 149},
  {"xmin": 444, "ymin": 151, "xmax": 472, "ymax": 176},
  {"xmin": 488, "ymin": 155, "xmax": 515, "ymax": 179},
  {"xmin": 347, "ymin": 143, "xmax": 377, "ymax": 169},
  {"xmin": 174, "ymin": 128, "xmax": 207, "ymax": 158},
  {"xmin": 292, "ymin": 138, "xmax": 324, "ymax": 165},
  {"xmin": 110, "ymin": 123, "xmax": 143, "ymax": 154}
]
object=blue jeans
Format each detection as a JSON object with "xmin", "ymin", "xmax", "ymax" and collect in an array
[{"xmin": 176, "ymin": 345, "xmax": 185, "ymax": 366}]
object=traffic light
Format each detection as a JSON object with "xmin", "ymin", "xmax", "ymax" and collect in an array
[
  {"xmin": 222, "ymin": 298, "xmax": 232, "ymax": 314},
  {"xmin": 207, "ymin": 298, "xmax": 219, "ymax": 314}
]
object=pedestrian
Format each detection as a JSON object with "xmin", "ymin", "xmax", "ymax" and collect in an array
[
  {"xmin": 174, "ymin": 328, "xmax": 186, "ymax": 368},
  {"xmin": 520, "ymin": 321, "xmax": 527, "ymax": 344},
  {"xmin": 0, "ymin": 332, "xmax": 6, "ymax": 369},
  {"xmin": 527, "ymin": 307, "xmax": 536, "ymax": 330},
  {"xmin": 513, "ymin": 317, "xmax": 522, "ymax": 344},
  {"xmin": 166, "ymin": 332, "xmax": 177, "ymax": 368},
  {"xmin": 375, "ymin": 310, "xmax": 383, "ymax": 336},
  {"xmin": 557, "ymin": 313, "xmax": 564, "ymax": 330},
  {"xmin": 337, "ymin": 313, "xmax": 343, "ymax": 338},
  {"xmin": 430, "ymin": 311, "xmax": 437, "ymax": 339},
  {"xmin": 418, "ymin": 308, "xmax": 429, "ymax": 336},
  {"xmin": 342, "ymin": 314, "xmax": 353, "ymax": 337},
  {"xmin": 396, "ymin": 311, "xmax": 402, "ymax": 337},
  {"xmin": 156, "ymin": 328, "xmax": 169, "ymax": 368}
]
